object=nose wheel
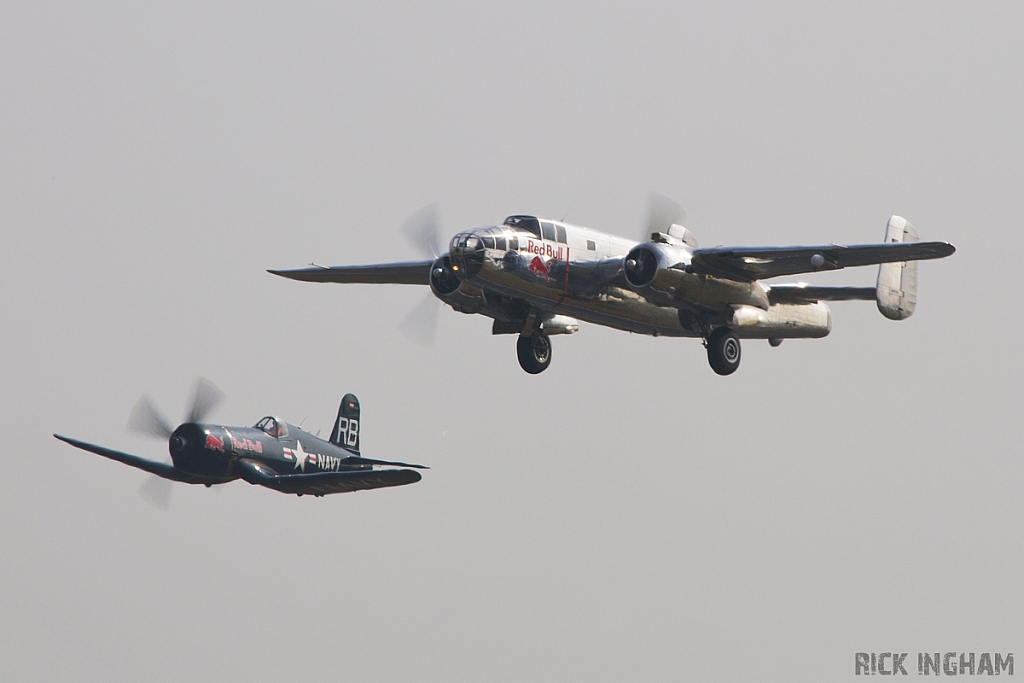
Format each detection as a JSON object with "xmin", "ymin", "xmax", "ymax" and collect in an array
[
  {"xmin": 517, "ymin": 333, "xmax": 552, "ymax": 374},
  {"xmin": 707, "ymin": 327, "xmax": 741, "ymax": 375}
]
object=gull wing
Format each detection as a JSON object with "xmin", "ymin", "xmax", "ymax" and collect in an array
[
  {"xmin": 53, "ymin": 434, "xmax": 209, "ymax": 484},
  {"xmin": 690, "ymin": 241, "xmax": 955, "ymax": 282},
  {"xmin": 268, "ymin": 260, "xmax": 433, "ymax": 285},
  {"xmin": 235, "ymin": 458, "xmax": 422, "ymax": 496}
]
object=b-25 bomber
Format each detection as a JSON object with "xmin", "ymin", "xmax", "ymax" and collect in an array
[
  {"xmin": 55, "ymin": 379, "xmax": 426, "ymax": 504},
  {"xmin": 271, "ymin": 197, "xmax": 955, "ymax": 375}
]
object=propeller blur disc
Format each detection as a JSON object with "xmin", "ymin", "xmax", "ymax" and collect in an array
[
  {"xmin": 400, "ymin": 203, "xmax": 441, "ymax": 259},
  {"xmin": 138, "ymin": 474, "xmax": 172, "ymax": 510},
  {"xmin": 643, "ymin": 192, "xmax": 688, "ymax": 240},
  {"xmin": 127, "ymin": 396, "xmax": 174, "ymax": 439},
  {"xmin": 186, "ymin": 377, "xmax": 225, "ymax": 424},
  {"xmin": 400, "ymin": 291, "xmax": 441, "ymax": 348}
]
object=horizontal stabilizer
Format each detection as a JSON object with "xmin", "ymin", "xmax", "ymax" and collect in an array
[
  {"xmin": 339, "ymin": 455, "xmax": 429, "ymax": 470},
  {"xmin": 767, "ymin": 284, "xmax": 876, "ymax": 305},
  {"xmin": 268, "ymin": 261, "xmax": 433, "ymax": 285},
  {"xmin": 53, "ymin": 434, "xmax": 209, "ymax": 484},
  {"xmin": 235, "ymin": 458, "xmax": 421, "ymax": 495}
]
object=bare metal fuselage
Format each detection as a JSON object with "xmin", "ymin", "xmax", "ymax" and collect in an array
[{"xmin": 446, "ymin": 220, "xmax": 831, "ymax": 340}]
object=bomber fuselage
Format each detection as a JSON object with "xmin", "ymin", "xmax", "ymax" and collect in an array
[{"xmin": 444, "ymin": 215, "xmax": 830, "ymax": 339}]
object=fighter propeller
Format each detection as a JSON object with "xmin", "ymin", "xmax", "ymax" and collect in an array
[{"xmin": 123, "ymin": 377, "xmax": 225, "ymax": 508}]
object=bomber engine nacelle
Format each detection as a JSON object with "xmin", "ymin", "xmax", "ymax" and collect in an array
[
  {"xmin": 622, "ymin": 242, "xmax": 690, "ymax": 289},
  {"xmin": 430, "ymin": 255, "xmax": 461, "ymax": 297},
  {"xmin": 428, "ymin": 254, "xmax": 494, "ymax": 316},
  {"xmin": 623, "ymin": 242, "xmax": 770, "ymax": 310}
]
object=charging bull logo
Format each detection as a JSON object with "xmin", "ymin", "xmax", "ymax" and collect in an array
[
  {"xmin": 204, "ymin": 433, "xmax": 224, "ymax": 452},
  {"xmin": 528, "ymin": 256, "xmax": 550, "ymax": 281}
]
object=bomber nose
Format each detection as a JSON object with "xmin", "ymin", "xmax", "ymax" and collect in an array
[{"xmin": 448, "ymin": 231, "xmax": 485, "ymax": 276}]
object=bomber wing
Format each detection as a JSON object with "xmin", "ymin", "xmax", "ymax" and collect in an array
[
  {"xmin": 690, "ymin": 241, "xmax": 955, "ymax": 282},
  {"xmin": 268, "ymin": 260, "xmax": 433, "ymax": 285},
  {"xmin": 53, "ymin": 434, "xmax": 210, "ymax": 484},
  {"xmin": 235, "ymin": 458, "xmax": 422, "ymax": 496}
]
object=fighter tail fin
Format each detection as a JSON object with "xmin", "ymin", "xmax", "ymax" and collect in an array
[
  {"xmin": 876, "ymin": 216, "xmax": 919, "ymax": 320},
  {"xmin": 330, "ymin": 393, "xmax": 360, "ymax": 455}
]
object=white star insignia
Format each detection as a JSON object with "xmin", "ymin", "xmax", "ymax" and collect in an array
[{"xmin": 285, "ymin": 441, "xmax": 310, "ymax": 472}]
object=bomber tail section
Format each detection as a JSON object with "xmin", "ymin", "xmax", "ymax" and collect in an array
[
  {"xmin": 876, "ymin": 216, "xmax": 920, "ymax": 320},
  {"xmin": 330, "ymin": 394, "xmax": 360, "ymax": 455}
]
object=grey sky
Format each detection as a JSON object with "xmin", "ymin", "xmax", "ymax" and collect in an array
[{"xmin": 2, "ymin": 2, "xmax": 1022, "ymax": 681}]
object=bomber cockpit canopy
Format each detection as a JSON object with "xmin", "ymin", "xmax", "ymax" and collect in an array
[
  {"xmin": 450, "ymin": 226, "xmax": 520, "ymax": 253},
  {"xmin": 504, "ymin": 215, "xmax": 567, "ymax": 243},
  {"xmin": 255, "ymin": 416, "xmax": 288, "ymax": 438},
  {"xmin": 504, "ymin": 215, "xmax": 541, "ymax": 237}
]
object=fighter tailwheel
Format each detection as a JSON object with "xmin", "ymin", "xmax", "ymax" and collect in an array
[
  {"xmin": 707, "ymin": 327, "xmax": 741, "ymax": 375},
  {"xmin": 517, "ymin": 333, "xmax": 552, "ymax": 374}
]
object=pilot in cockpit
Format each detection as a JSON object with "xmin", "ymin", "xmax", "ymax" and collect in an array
[{"xmin": 256, "ymin": 416, "xmax": 289, "ymax": 438}]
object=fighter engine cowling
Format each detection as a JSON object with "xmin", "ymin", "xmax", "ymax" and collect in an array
[{"xmin": 622, "ymin": 243, "xmax": 689, "ymax": 289}]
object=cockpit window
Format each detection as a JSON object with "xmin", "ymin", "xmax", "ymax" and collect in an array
[
  {"xmin": 541, "ymin": 221, "xmax": 556, "ymax": 241},
  {"xmin": 503, "ymin": 215, "xmax": 541, "ymax": 237},
  {"xmin": 255, "ymin": 416, "xmax": 289, "ymax": 438},
  {"xmin": 556, "ymin": 224, "xmax": 567, "ymax": 244},
  {"xmin": 482, "ymin": 234, "xmax": 495, "ymax": 249}
]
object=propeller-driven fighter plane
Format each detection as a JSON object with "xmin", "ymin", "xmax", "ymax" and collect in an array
[
  {"xmin": 271, "ymin": 198, "xmax": 955, "ymax": 375},
  {"xmin": 55, "ymin": 379, "xmax": 426, "ymax": 503}
]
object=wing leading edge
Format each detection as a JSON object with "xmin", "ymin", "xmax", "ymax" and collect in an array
[
  {"xmin": 691, "ymin": 241, "xmax": 955, "ymax": 282},
  {"xmin": 53, "ymin": 434, "xmax": 212, "ymax": 484},
  {"xmin": 268, "ymin": 260, "xmax": 433, "ymax": 285}
]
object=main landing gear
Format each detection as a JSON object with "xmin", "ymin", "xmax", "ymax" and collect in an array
[
  {"xmin": 517, "ymin": 332, "xmax": 552, "ymax": 374},
  {"xmin": 706, "ymin": 327, "xmax": 741, "ymax": 376}
]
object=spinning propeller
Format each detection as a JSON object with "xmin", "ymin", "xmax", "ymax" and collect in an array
[
  {"xmin": 127, "ymin": 377, "xmax": 225, "ymax": 509},
  {"xmin": 398, "ymin": 195, "xmax": 690, "ymax": 345},
  {"xmin": 625, "ymin": 193, "xmax": 691, "ymax": 280},
  {"xmin": 398, "ymin": 204, "xmax": 448, "ymax": 348},
  {"xmin": 643, "ymin": 192, "xmax": 687, "ymax": 240}
]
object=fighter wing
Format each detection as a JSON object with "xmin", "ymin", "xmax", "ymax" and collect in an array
[
  {"xmin": 235, "ymin": 458, "xmax": 422, "ymax": 495},
  {"xmin": 53, "ymin": 434, "xmax": 208, "ymax": 484},
  {"xmin": 268, "ymin": 260, "xmax": 433, "ymax": 285},
  {"xmin": 690, "ymin": 242, "xmax": 955, "ymax": 282},
  {"xmin": 766, "ymin": 284, "xmax": 876, "ymax": 305}
]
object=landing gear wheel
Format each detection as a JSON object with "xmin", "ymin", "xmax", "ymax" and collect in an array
[
  {"xmin": 517, "ymin": 333, "xmax": 552, "ymax": 374},
  {"xmin": 707, "ymin": 327, "xmax": 741, "ymax": 375}
]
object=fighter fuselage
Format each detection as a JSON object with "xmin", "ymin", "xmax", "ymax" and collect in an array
[{"xmin": 167, "ymin": 420, "xmax": 369, "ymax": 484}]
